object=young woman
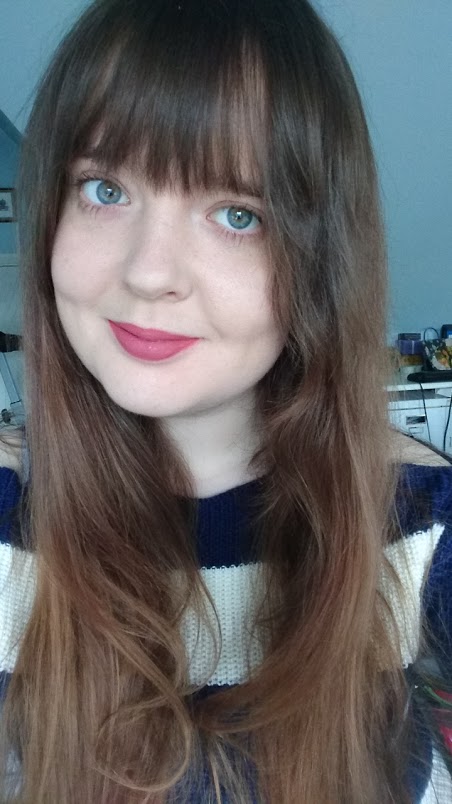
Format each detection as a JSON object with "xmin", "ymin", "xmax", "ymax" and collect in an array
[{"xmin": 1, "ymin": 0, "xmax": 451, "ymax": 801}]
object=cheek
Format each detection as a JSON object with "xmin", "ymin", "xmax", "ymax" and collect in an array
[
  {"xmin": 213, "ymin": 264, "xmax": 278, "ymax": 340},
  {"xmin": 51, "ymin": 224, "xmax": 112, "ymax": 303}
]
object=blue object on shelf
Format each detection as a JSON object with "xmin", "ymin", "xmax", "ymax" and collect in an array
[{"xmin": 397, "ymin": 339, "xmax": 424, "ymax": 356}]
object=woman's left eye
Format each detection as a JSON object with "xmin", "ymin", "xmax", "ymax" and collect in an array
[
  {"xmin": 211, "ymin": 206, "xmax": 262, "ymax": 233},
  {"xmin": 82, "ymin": 179, "xmax": 129, "ymax": 206}
]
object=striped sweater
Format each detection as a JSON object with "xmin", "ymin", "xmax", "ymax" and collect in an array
[{"xmin": 1, "ymin": 462, "xmax": 452, "ymax": 801}]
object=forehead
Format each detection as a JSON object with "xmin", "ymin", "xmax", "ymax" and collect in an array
[
  {"xmin": 71, "ymin": 104, "xmax": 265, "ymax": 202},
  {"xmin": 59, "ymin": 19, "xmax": 267, "ymax": 197}
]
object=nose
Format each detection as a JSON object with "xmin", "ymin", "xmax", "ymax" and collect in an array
[{"xmin": 121, "ymin": 200, "xmax": 193, "ymax": 301}]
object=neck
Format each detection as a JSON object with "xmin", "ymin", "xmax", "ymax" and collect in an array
[{"xmin": 161, "ymin": 391, "xmax": 262, "ymax": 498}]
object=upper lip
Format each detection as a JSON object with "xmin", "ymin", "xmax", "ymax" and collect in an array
[{"xmin": 110, "ymin": 321, "xmax": 198, "ymax": 341}]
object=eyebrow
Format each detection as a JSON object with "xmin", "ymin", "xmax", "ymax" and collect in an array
[{"xmin": 73, "ymin": 151, "xmax": 264, "ymax": 199}]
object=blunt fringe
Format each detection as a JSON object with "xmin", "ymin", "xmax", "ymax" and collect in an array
[{"xmin": 0, "ymin": 0, "xmax": 444, "ymax": 801}]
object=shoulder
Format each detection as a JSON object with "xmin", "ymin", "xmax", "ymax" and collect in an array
[
  {"xmin": 0, "ymin": 429, "xmax": 24, "ymax": 475},
  {"xmin": 391, "ymin": 430, "xmax": 452, "ymax": 468},
  {"xmin": 0, "ymin": 432, "xmax": 33, "ymax": 678},
  {"xmin": 391, "ymin": 432, "xmax": 452, "ymax": 527},
  {"xmin": 390, "ymin": 436, "xmax": 452, "ymax": 672},
  {"xmin": 0, "ymin": 430, "xmax": 24, "ymax": 548},
  {"xmin": 391, "ymin": 432, "xmax": 452, "ymax": 533},
  {"xmin": 380, "ymin": 434, "xmax": 452, "ymax": 668}
]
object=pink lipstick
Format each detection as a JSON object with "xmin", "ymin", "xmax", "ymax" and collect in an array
[{"xmin": 108, "ymin": 321, "xmax": 199, "ymax": 361}]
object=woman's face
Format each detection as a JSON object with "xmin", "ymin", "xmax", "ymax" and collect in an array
[{"xmin": 51, "ymin": 159, "xmax": 285, "ymax": 419}]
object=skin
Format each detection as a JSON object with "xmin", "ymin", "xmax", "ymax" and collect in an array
[{"xmin": 51, "ymin": 160, "xmax": 286, "ymax": 496}]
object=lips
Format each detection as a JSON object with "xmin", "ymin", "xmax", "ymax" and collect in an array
[
  {"xmin": 108, "ymin": 320, "xmax": 199, "ymax": 362},
  {"xmin": 111, "ymin": 322, "xmax": 195, "ymax": 341}
]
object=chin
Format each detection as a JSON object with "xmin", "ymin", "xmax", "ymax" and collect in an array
[{"xmin": 101, "ymin": 387, "xmax": 191, "ymax": 418}]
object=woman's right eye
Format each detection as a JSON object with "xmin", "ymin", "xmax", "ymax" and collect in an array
[{"xmin": 81, "ymin": 179, "xmax": 129, "ymax": 206}]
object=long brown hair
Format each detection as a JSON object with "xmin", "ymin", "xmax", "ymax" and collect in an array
[{"xmin": 0, "ymin": 0, "xmax": 425, "ymax": 800}]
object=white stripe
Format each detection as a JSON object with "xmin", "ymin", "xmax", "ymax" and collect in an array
[
  {"xmin": 420, "ymin": 748, "xmax": 452, "ymax": 803},
  {"xmin": 0, "ymin": 524, "xmax": 444, "ymax": 685},
  {"xmin": 379, "ymin": 524, "xmax": 443, "ymax": 668},
  {"xmin": 0, "ymin": 542, "xmax": 36, "ymax": 673},
  {"xmin": 0, "ymin": 545, "xmax": 266, "ymax": 686},
  {"xmin": 180, "ymin": 563, "xmax": 265, "ymax": 686}
]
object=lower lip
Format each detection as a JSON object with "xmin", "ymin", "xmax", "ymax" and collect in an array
[{"xmin": 109, "ymin": 322, "xmax": 199, "ymax": 361}]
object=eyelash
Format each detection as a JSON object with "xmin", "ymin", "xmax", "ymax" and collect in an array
[
  {"xmin": 69, "ymin": 172, "xmax": 127, "ymax": 217},
  {"xmin": 68, "ymin": 172, "xmax": 264, "ymax": 245}
]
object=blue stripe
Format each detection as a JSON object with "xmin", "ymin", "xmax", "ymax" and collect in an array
[
  {"xmin": 195, "ymin": 478, "xmax": 262, "ymax": 568},
  {"xmin": 0, "ymin": 670, "xmax": 12, "ymax": 699},
  {"xmin": 396, "ymin": 464, "xmax": 452, "ymax": 536},
  {"xmin": 0, "ymin": 467, "xmax": 21, "ymax": 546}
]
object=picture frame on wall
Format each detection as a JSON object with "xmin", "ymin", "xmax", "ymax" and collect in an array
[{"xmin": 0, "ymin": 189, "xmax": 16, "ymax": 223}]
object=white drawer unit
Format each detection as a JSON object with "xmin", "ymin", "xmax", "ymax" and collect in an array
[{"xmin": 388, "ymin": 383, "xmax": 452, "ymax": 456}]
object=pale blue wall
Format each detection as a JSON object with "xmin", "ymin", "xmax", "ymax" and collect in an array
[
  {"xmin": 0, "ymin": 0, "xmax": 89, "ymax": 132},
  {"xmin": 313, "ymin": 1, "xmax": 452, "ymax": 340},
  {"xmin": 0, "ymin": 0, "xmax": 451, "ymax": 341}
]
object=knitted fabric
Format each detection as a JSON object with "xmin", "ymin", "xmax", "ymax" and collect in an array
[{"xmin": 1, "ymin": 464, "xmax": 452, "ymax": 801}]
